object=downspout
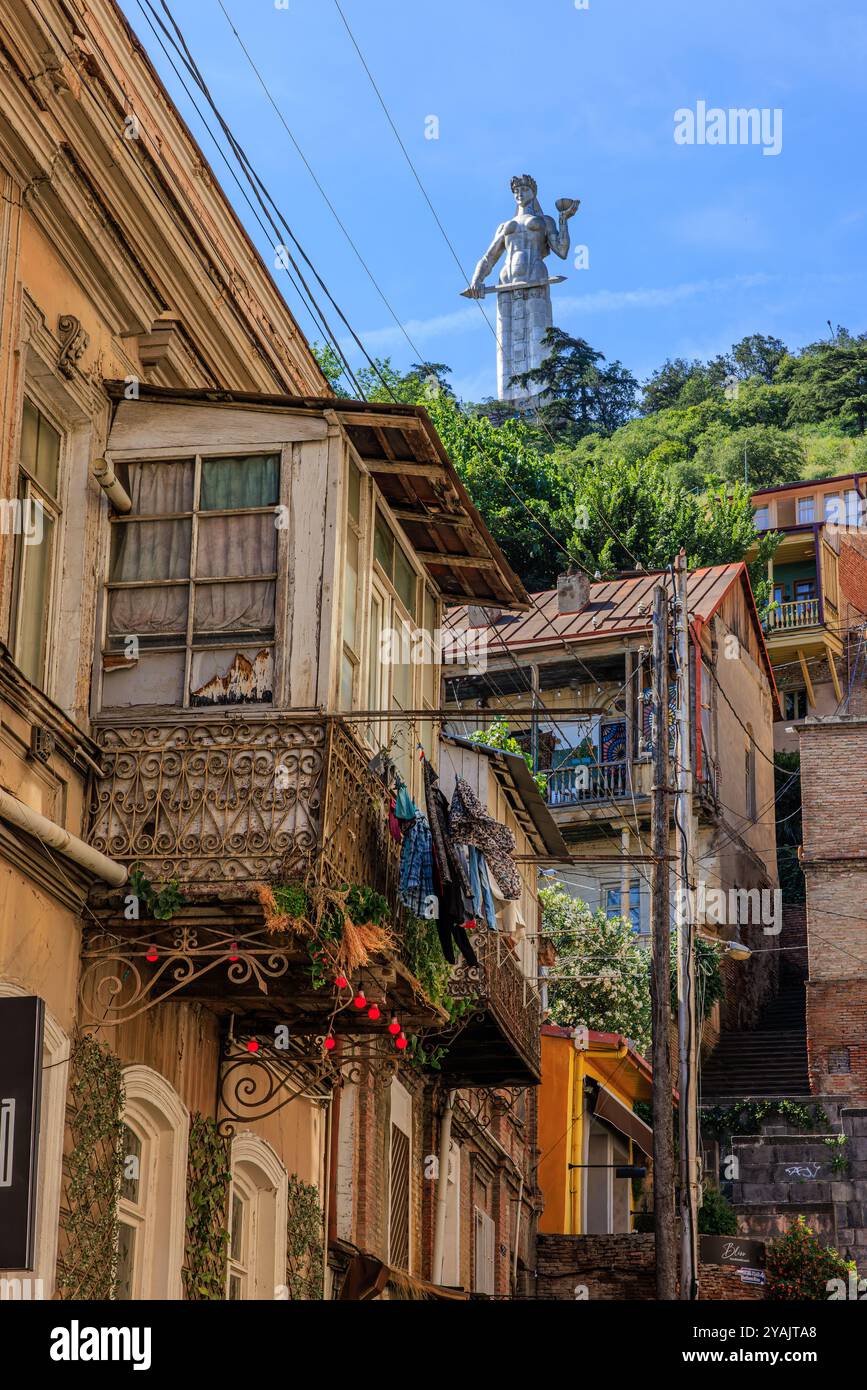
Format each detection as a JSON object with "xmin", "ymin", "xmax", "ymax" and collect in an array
[
  {"xmin": 0, "ymin": 786, "xmax": 126, "ymax": 885},
  {"xmin": 512, "ymin": 1170, "xmax": 525, "ymax": 1293},
  {"xmin": 431, "ymin": 1089, "xmax": 456, "ymax": 1284}
]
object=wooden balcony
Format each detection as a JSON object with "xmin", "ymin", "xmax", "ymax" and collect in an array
[
  {"xmin": 546, "ymin": 760, "xmax": 631, "ymax": 808},
  {"xmin": 437, "ymin": 928, "xmax": 542, "ymax": 1086},
  {"xmin": 764, "ymin": 598, "xmax": 820, "ymax": 633}
]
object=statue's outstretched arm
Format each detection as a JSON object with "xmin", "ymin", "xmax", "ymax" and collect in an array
[
  {"xmin": 547, "ymin": 199, "xmax": 580, "ymax": 259},
  {"xmin": 469, "ymin": 227, "xmax": 506, "ymax": 291}
]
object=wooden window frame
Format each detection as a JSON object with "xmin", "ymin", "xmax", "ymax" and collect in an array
[
  {"xmin": 101, "ymin": 445, "xmax": 288, "ymax": 710},
  {"xmin": 10, "ymin": 393, "xmax": 64, "ymax": 688}
]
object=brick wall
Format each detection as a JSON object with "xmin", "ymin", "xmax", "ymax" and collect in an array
[
  {"xmin": 807, "ymin": 979, "xmax": 867, "ymax": 1100},
  {"xmin": 536, "ymin": 1233, "xmax": 765, "ymax": 1300},
  {"xmin": 798, "ymin": 718, "xmax": 867, "ymax": 1106}
]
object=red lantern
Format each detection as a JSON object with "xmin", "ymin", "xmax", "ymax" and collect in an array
[
  {"xmin": 335, "ymin": 974, "xmax": 348, "ymax": 990},
  {"xmin": 388, "ymin": 1016, "xmax": 401, "ymax": 1036},
  {"xmin": 324, "ymin": 1035, "xmax": 336, "ymax": 1052},
  {"xmin": 146, "ymin": 944, "xmax": 158, "ymax": 963},
  {"xmin": 353, "ymin": 990, "xmax": 367, "ymax": 1010},
  {"xmin": 246, "ymin": 1038, "xmax": 259, "ymax": 1053},
  {"xmin": 395, "ymin": 1032, "xmax": 408, "ymax": 1051},
  {"xmin": 228, "ymin": 942, "xmax": 239, "ymax": 962},
  {"xmin": 367, "ymin": 1002, "xmax": 381, "ymax": 1021}
]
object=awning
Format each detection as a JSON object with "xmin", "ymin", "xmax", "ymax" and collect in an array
[
  {"xmin": 338, "ymin": 1251, "xmax": 469, "ymax": 1301},
  {"xmin": 592, "ymin": 1083, "xmax": 653, "ymax": 1155}
]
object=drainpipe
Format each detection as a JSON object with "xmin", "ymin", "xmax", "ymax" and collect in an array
[
  {"xmin": 92, "ymin": 458, "xmax": 132, "ymax": 512},
  {"xmin": 0, "ymin": 786, "xmax": 127, "ymax": 885},
  {"xmin": 431, "ymin": 1089, "xmax": 456, "ymax": 1283},
  {"xmin": 512, "ymin": 1170, "xmax": 525, "ymax": 1292}
]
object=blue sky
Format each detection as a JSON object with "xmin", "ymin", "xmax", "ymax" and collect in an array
[{"xmin": 120, "ymin": 0, "xmax": 867, "ymax": 401}]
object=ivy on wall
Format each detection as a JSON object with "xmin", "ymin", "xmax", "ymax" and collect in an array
[
  {"xmin": 286, "ymin": 1175, "xmax": 324, "ymax": 1300},
  {"xmin": 56, "ymin": 1033, "xmax": 125, "ymax": 1301},
  {"xmin": 182, "ymin": 1114, "xmax": 231, "ymax": 1300}
]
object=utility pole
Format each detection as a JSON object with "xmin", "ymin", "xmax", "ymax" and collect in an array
[
  {"xmin": 650, "ymin": 581, "xmax": 676, "ymax": 1299},
  {"xmin": 673, "ymin": 549, "xmax": 700, "ymax": 1300}
]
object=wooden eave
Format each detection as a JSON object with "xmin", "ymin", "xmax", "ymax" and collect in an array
[{"xmin": 102, "ymin": 383, "xmax": 530, "ymax": 611}]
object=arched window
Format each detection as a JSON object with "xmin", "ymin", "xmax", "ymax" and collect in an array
[
  {"xmin": 117, "ymin": 1067, "xmax": 189, "ymax": 1300},
  {"xmin": 227, "ymin": 1134, "xmax": 288, "ymax": 1300},
  {"xmin": 0, "ymin": 983, "xmax": 69, "ymax": 1297}
]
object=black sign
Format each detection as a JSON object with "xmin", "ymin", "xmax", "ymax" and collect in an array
[
  {"xmin": 0, "ymin": 995, "xmax": 44, "ymax": 1269},
  {"xmin": 700, "ymin": 1234, "xmax": 766, "ymax": 1269}
]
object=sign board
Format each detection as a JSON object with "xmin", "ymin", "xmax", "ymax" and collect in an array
[
  {"xmin": 0, "ymin": 996, "xmax": 44, "ymax": 1269},
  {"xmin": 700, "ymin": 1234, "xmax": 766, "ymax": 1269},
  {"xmin": 738, "ymin": 1267, "xmax": 767, "ymax": 1286}
]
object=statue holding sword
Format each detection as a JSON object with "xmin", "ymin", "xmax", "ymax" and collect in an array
[{"xmin": 463, "ymin": 174, "xmax": 579, "ymax": 404}]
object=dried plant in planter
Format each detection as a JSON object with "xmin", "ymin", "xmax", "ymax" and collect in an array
[{"xmin": 257, "ymin": 879, "xmax": 395, "ymax": 981}]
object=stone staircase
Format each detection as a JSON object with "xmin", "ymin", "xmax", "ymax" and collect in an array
[{"xmin": 700, "ymin": 984, "xmax": 810, "ymax": 1099}]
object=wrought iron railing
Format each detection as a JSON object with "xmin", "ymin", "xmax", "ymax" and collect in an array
[
  {"xmin": 545, "ymin": 760, "xmax": 630, "ymax": 808},
  {"xmin": 88, "ymin": 716, "xmax": 328, "ymax": 890},
  {"xmin": 765, "ymin": 598, "xmax": 820, "ymax": 632},
  {"xmin": 449, "ymin": 929, "xmax": 542, "ymax": 1075}
]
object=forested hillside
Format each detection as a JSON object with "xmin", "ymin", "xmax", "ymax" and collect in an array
[{"xmin": 315, "ymin": 327, "xmax": 867, "ymax": 597}]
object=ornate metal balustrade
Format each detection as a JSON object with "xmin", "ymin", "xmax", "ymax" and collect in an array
[
  {"xmin": 88, "ymin": 716, "xmax": 327, "ymax": 892},
  {"xmin": 446, "ymin": 928, "xmax": 542, "ymax": 1083}
]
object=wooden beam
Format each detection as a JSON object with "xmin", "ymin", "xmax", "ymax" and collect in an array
[
  {"xmin": 389, "ymin": 507, "xmax": 474, "ymax": 530},
  {"xmin": 361, "ymin": 459, "xmax": 447, "ymax": 478},
  {"xmin": 417, "ymin": 551, "xmax": 498, "ymax": 570},
  {"xmin": 337, "ymin": 410, "xmax": 423, "ymax": 431},
  {"xmin": 798, "ymin": 648, "xmax": 816, "ymax": 707},
  {"xmin": 826, "ymin": 640, "xmax": 843, "ymax": 702}
]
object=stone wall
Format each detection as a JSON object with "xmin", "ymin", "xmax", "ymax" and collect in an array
[{"xmin": 535, "ymin": 1233, "xmax": 765, "ymax": 1301}]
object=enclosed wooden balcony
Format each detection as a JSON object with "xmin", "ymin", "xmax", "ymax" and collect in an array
[{"xmin": 436, "ymin": 928, "xmax": 542, "ymax": 1086}]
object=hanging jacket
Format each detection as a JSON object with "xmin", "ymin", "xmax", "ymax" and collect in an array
[
  {"xmin": 399, "ymin": 814, "xmax": 436, "ymax": 918},
  {"xmin": 448, "ymin": 776, "xmax": 521, "ymax": 900},
  {"xmin": 422, "ymin": 758, "xmax": 478, "ymax": 967}
]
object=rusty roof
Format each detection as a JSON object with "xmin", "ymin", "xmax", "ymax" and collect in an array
[{"xmin": 447, "ymin": 562, "xmax": 779, "ymax": 705}]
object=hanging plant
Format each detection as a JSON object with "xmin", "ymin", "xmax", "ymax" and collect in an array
[
  {"xmin": 182, "ymin": 1115, "xmax": 231, "ymax": 1301},
  {"xmin": 129, "ymin": 866, "xmax": 185, "ymax": 921},
  {"xmin": 258, "ymin": 879, "xmax": 395, "ymax": 986},
  {"xmin": 285, "ymin": 1176, "xmax": 324, "ymax": 1300}
]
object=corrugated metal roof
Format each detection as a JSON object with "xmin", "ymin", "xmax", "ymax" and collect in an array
[{"xmin": 448, "ymin": 563, "xmax": 744, "ymax": 649}]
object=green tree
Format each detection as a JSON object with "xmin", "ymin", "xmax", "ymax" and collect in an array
[
  {"xmin": 692, "ymin": 424, "xmax": 806, "ymax": 491},
  {"xmin": 777, "ymin": 329, "xmax": 867, "ymax": 434},
  {"xmin": 564, "ymin": 452, "xmax": 780, "ymax": 601},
  {"xmin": 729, "ymin": 333, "xmax": 789, "ymax": 384},
  {"xmin": 511, "ymin": 327, "xmax": 638, "ymax": 444},
  {"xmin": 541, "ymin": 886, "xmax": 653, "ymax": 1054}
]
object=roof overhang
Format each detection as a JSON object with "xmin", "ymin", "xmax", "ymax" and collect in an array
[
  {"xmin": 440, "ymin": 734, "xmax": 569, "ymax": 858},
  {"xmin": 103, "ymin": 383, "xmax": 528, "ymax": 611}
]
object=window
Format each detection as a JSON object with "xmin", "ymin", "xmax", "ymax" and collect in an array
[
  {"xmin": 227, "ymin": 1135, "xmax": 289, "ymax": 1300},
  {"xmin": 374, "ymin": 509, "xmax": 417, "ymax": 618},
  {"xmin": 116, "ymin": 1067, "xmax": 189, "ymax": 1300},
  {"xmin": 473, "ymin": 1206, "xmax": 496, "ymax": 1295},
  {"xmin": 116, "ymin": 1123, "xmax": 147, "ymax": 1300},
  {"xmin": 797, "ymin": 496, "xmax": 815, "ymax": 523},
  {"xmin": 340, "ymin": 460, "xmax": 364, "ymax": 711},
  {"xmin": 10, "ymin": 398, "xmax": 62, "ymax": 686},
  {"xmin": 784, "ymin": 689, "xmax": 808, "ymax": 721},
  {"xmin": 745, "ymin": 731, "xmax": 757, "ymax": 822},
  {"xmin": 440, "ymin": 1142, "xmax": 461, "ymax": 1288},
  {"xmin": 604, "ymin": 881, "xmax": 643, "ymax": 934},
  {"xmin": 104, "ymin": 453, "xmax": 279, "ymax": 708},
  {"xmin": 753, "ymin": 506, "xmax": 770, "ymax": 530},
  {"xmin": 846, "ymin": 490, "xmax": 862, "ymax": 528},
  {"xmin": 824, "ymin": 494, "xmax": 842, "ymax": 524},
  {"xmin": 387, "ymin": 1080, "xmax": 412, "ymax": 1271}
]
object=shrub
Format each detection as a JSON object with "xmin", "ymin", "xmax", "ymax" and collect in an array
[
  {"xmin": 766, "ymin": 1217, "xmax": 855, "ymax": 1300},
  {"xmin": 697, "ymin": 1183, "xmax": 738, "ymax": 1236}
]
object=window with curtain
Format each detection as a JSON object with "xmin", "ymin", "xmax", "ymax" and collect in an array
[
  {"xmin": 11, "ymin": 397, "xmax": 62, "ymax": 688},
  {"xmin": 104, "ymin": 453, "xmax": 279, "ymax": 708}
]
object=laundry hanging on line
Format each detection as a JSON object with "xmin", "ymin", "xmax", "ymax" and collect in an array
[{"xmin": 448, "ymin": 776, "xmax": 522, "ymax": 901}]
